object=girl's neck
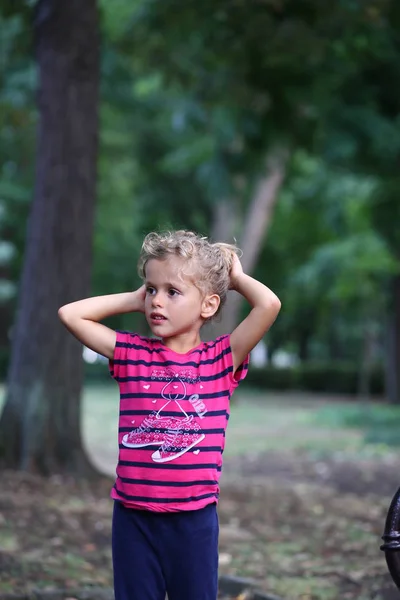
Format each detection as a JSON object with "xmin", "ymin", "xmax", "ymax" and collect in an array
[{"xmin": 161, "ymin": 330, "xmax": 202, "ymax": 354}]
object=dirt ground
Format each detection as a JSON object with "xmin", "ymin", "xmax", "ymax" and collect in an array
[{"xmin": 0, "ymin": 449, "xmax": 399, "ymax": 600}]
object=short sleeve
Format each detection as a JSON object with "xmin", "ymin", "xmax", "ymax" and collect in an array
[
  {"xmin": 109, "ymin": 331, "xmax": 140, "ymax": 380},
  {"xmin": 212, "ymin": 335, "xmax": 249, "ymax": 393}
]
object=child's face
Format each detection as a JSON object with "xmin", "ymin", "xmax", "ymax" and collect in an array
[{"xmin": 144, "ymin": 256, "xmax": 205, "ymax": 339}]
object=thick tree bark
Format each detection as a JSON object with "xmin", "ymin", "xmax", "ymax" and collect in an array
[
  {"xmin": 0, "ymin": 0, "xmax": 100, "ymax": 475},
  {"xmin": 207, "ymin": 152, "xmax": 287, "ymax": 338}
]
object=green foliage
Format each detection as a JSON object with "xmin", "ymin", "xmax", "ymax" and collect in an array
[
  {"xmin": 84, "ymin": 357, "xmax": 385, "ymax": 397},
  {"xmin": 246, "ymin": 361, "xmax": 384, "ymax": 396},
  {"xmin": 319, "ymin": 1, "xmax": 400, "ymax": 173},
  {"xmin": 0, "ymin": 9, "xmax": 35, "ymax": 301},
  {"xmin": 96, "ymin": 0, "xmax": 400, "ymax": 345},
  {"xmin": 370, "ymin": 177, "xmax": 400, "ymax": 258},
  {"xmin": 0, "ymin": 348, "xmax": 9, "ymax": 380},
  {"xmin": 2, "ymin": 0, "xmax": 400, "ymax": 398},
  {"xmin": 255, "ymin": 150, "xmax": 398, "ymax": 363},
  {"xmin": 246, "ymin": 365, "xmax": 299, "ymax": 391}
]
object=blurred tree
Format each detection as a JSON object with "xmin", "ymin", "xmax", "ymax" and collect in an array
[
  {"xmin": 0, "ymin": 9, "xmax": 35, "ymax": 365},
  {"xmin": 131, "ymin": 0, "xmax": 400, "ymax": 395},
  {"xmin": 0, "ymin": 0, "xmax": 100, "ymax": 474},
  {"xmin": 208, "ymin": 150, "xmax": 288, "ymax": 337},
  {"xmin": 103, "ymin": 0, "xmax": 399, "ymax": 335},
  {"xmin": 316, "ymin": 0, "xmax": 400, "ymax": 400},
  {"xmin": 370, "ymin": 182, "xmax": 400, "ymax": 403},
  {"xmin": 263, "ymin": 154, "xmax": 397, "ymax": 370},
  {"xmin": 1, "ymin": 0, "xmax": 399, "ymax": 408},
  {"xmin": 120, "ymin": 76, "xmax": 289, "ymax": 335}
]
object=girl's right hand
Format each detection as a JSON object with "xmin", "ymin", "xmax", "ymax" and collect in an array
[
  {"xmin": 229, "ymin": 254, "xmax": 244, "ymax": 290},
  {"xmin": 134, "ymin": 285, "xmax": 147, "ymax": 313}
]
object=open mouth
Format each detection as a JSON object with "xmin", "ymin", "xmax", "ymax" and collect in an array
[{"xmin": 150, "ymin": 313, "xmax": 167, "ymax": 322}]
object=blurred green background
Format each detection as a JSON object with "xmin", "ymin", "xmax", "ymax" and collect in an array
[
  {"xmin": 2, "ymin": 1, "xmax": 400, "ymax": 412},
  {"xmin": 1, "ymin": 2, "xmax": 400, "ymax": 598}
]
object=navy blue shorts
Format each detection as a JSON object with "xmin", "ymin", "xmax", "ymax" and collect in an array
[{"xmin": 112, "ymin": 501, "xmax": 219, "ymax": 600}]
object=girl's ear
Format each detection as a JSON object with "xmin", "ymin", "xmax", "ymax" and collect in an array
[{"xmin": 201, "ymin": 294, "xmax": 220, "ymax": 320}]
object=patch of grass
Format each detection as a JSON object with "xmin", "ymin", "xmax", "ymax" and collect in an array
[
  {"xmin": 310, "ymin": 402, "xmax": 400, "ymax": 448},
  {"xmin": 82, "ymin": 384, "xmax": 120, "ymax": 473},
  {"xmin": 0, "ymin": 530, "xmax": 19, "ymax": 552},
  {"xmin": 2, "ymin": 383, "xmax": 398, "ymax": 468},
  {"xmin": 266, "ymin": 574, "xmax": 340, "ymax": 600},
  {"xmin": 0, "ymin": 581, "xmax": 18, "ymax": 594},
  {"xmin": 223, "ymin": 393, "xmax": 370, "ymax": 460}
]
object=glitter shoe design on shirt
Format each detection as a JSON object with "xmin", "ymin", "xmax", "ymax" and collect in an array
[
  {"xmin": 121, "ymin": 411, "xmax": 174, "ymax": 448},
  {"xmin": 151, "ymin": 415, "xmax": 205, "ymax": 463}
]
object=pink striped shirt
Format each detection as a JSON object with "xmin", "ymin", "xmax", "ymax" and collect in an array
[{"xmin": 109, "ymin": 332, "xmax": 249, "ymax": 512}]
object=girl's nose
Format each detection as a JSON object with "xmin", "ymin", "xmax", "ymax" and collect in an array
[{"xmin": 152, "ymin": 292, "xmax": 164, "ymax": 307}]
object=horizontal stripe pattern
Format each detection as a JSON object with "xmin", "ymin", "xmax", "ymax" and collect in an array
[
  {"xmin": 118, "ymin": 460, "xmax": 222, "ymax": 471},
  {"xmin": 119, "ymin": 390, "xmax": 230, "ymax": 400},
  {"xmin": 115, "ymin": 366, "xmax": 233, "ymax": 383},
  {"xmin": 118, "ymin": 444, "xmax": 224, "ymax": 453},
  {"xmin": 119, "ymin": 426, "xmax": 226, "ymax": 435},
  {"xmin": 120, "ymin": 409, "xmax": 229, "ymax": 418},
  {"xmin": 118, "ymin": 477, "xmax": 218, "ymax": 487},
  {"xmin": 112, "ymin": 355, "xmax": 232, "ymax": 369},
  {"xmin": 114, "ymin": 334, "xmax": 222, "ymax": 355},
  {"xmin": 112, "ymin": 483, "xmax": 219, "ymax": 506},
  {"xmin": 109, "ymin": 331, "xmax": 248, "ymax": 512}
]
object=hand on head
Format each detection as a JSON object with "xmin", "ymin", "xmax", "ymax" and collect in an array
[
  {"xmin": 137, "ymin": 284, "xmax": 147, "ymax": 312},
  {"xmin": 229, "ymin": 253, "xmax": 244, "ymax": 290}
]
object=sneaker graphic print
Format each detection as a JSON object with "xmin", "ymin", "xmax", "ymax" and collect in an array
[{"xmin": 121, "ymin": 369, "xmax": 206, "ymax": 463}]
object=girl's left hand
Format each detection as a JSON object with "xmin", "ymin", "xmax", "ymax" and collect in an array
[{"xmin": 229, "ymin": 254, "xmax": 244, "ymax": 290}]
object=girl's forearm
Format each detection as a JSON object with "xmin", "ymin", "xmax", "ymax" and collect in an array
[
  {"xmin": 233, "ymin": 274, "xmax": 281, "ymax": 311},
  {"xmin": 58, "ymin": 289, "xmax": 144, "ymax": 323}
]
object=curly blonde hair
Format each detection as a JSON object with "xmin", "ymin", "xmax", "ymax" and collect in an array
[{"xmin": 138, "ymin": 230, "xmax": 240, "ymax": 316}]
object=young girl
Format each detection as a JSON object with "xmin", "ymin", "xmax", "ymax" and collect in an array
[{"xmin": 58, "ymin": 230, "xmax": 281, "ymax": 600}]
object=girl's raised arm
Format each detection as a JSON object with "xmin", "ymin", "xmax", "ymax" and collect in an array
[
  {"xmin": 58, "ymin": 287, "xmax": 146, "ymax": 360},
  {"xmin": 229, "ymin": 256, "xmax": 281, "ymax": 373}
]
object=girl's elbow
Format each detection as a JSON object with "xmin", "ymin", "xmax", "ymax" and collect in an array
[
  {"xmin": 267, "ymin": 294, "xmax": 281, "ymax": 315},
  {"xmin": 257, "ymin": 295, "xmax": 281, "ymax": 320},
  {"xmin": 58, "ymin": 304, "xmax": 73, "ymax": 324},
  {"xmin": 273, "ymin": 296, "xmax": 282, "ymax": 313}
]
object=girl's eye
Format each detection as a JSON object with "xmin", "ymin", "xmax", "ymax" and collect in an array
[
  {"xmin": 168, "ymin": 289, "xmax": 179, "ymax": 297},
  {"xmin": 146, "ymin": 286, "xmax": 156, "ymax": 295}
]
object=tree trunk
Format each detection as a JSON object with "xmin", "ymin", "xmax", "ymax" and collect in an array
[
  {"xmin": 298, "ymin": 330, "xmax": 311, "ymax": 362},
  {"xmin": 207, "ymin": 152, "xmax": 287, "ymax": 338},
  {"xmin": 357, "ymin": 321, "xmax": 376, "ymax": 399},
  {"xmin": 326, "ymin": 304, "xmax": 344, "ymax": 361},
  {"xmin": 385, "ymin": 275, "xmax": 400, "ymax": 404},
  {"xmin": 210, "ymin": 199, "xmax": 239, "ymax": 244},
  {"xmin": 0, "ymin": 0, "xmax": 100, "ymax": 475}
]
